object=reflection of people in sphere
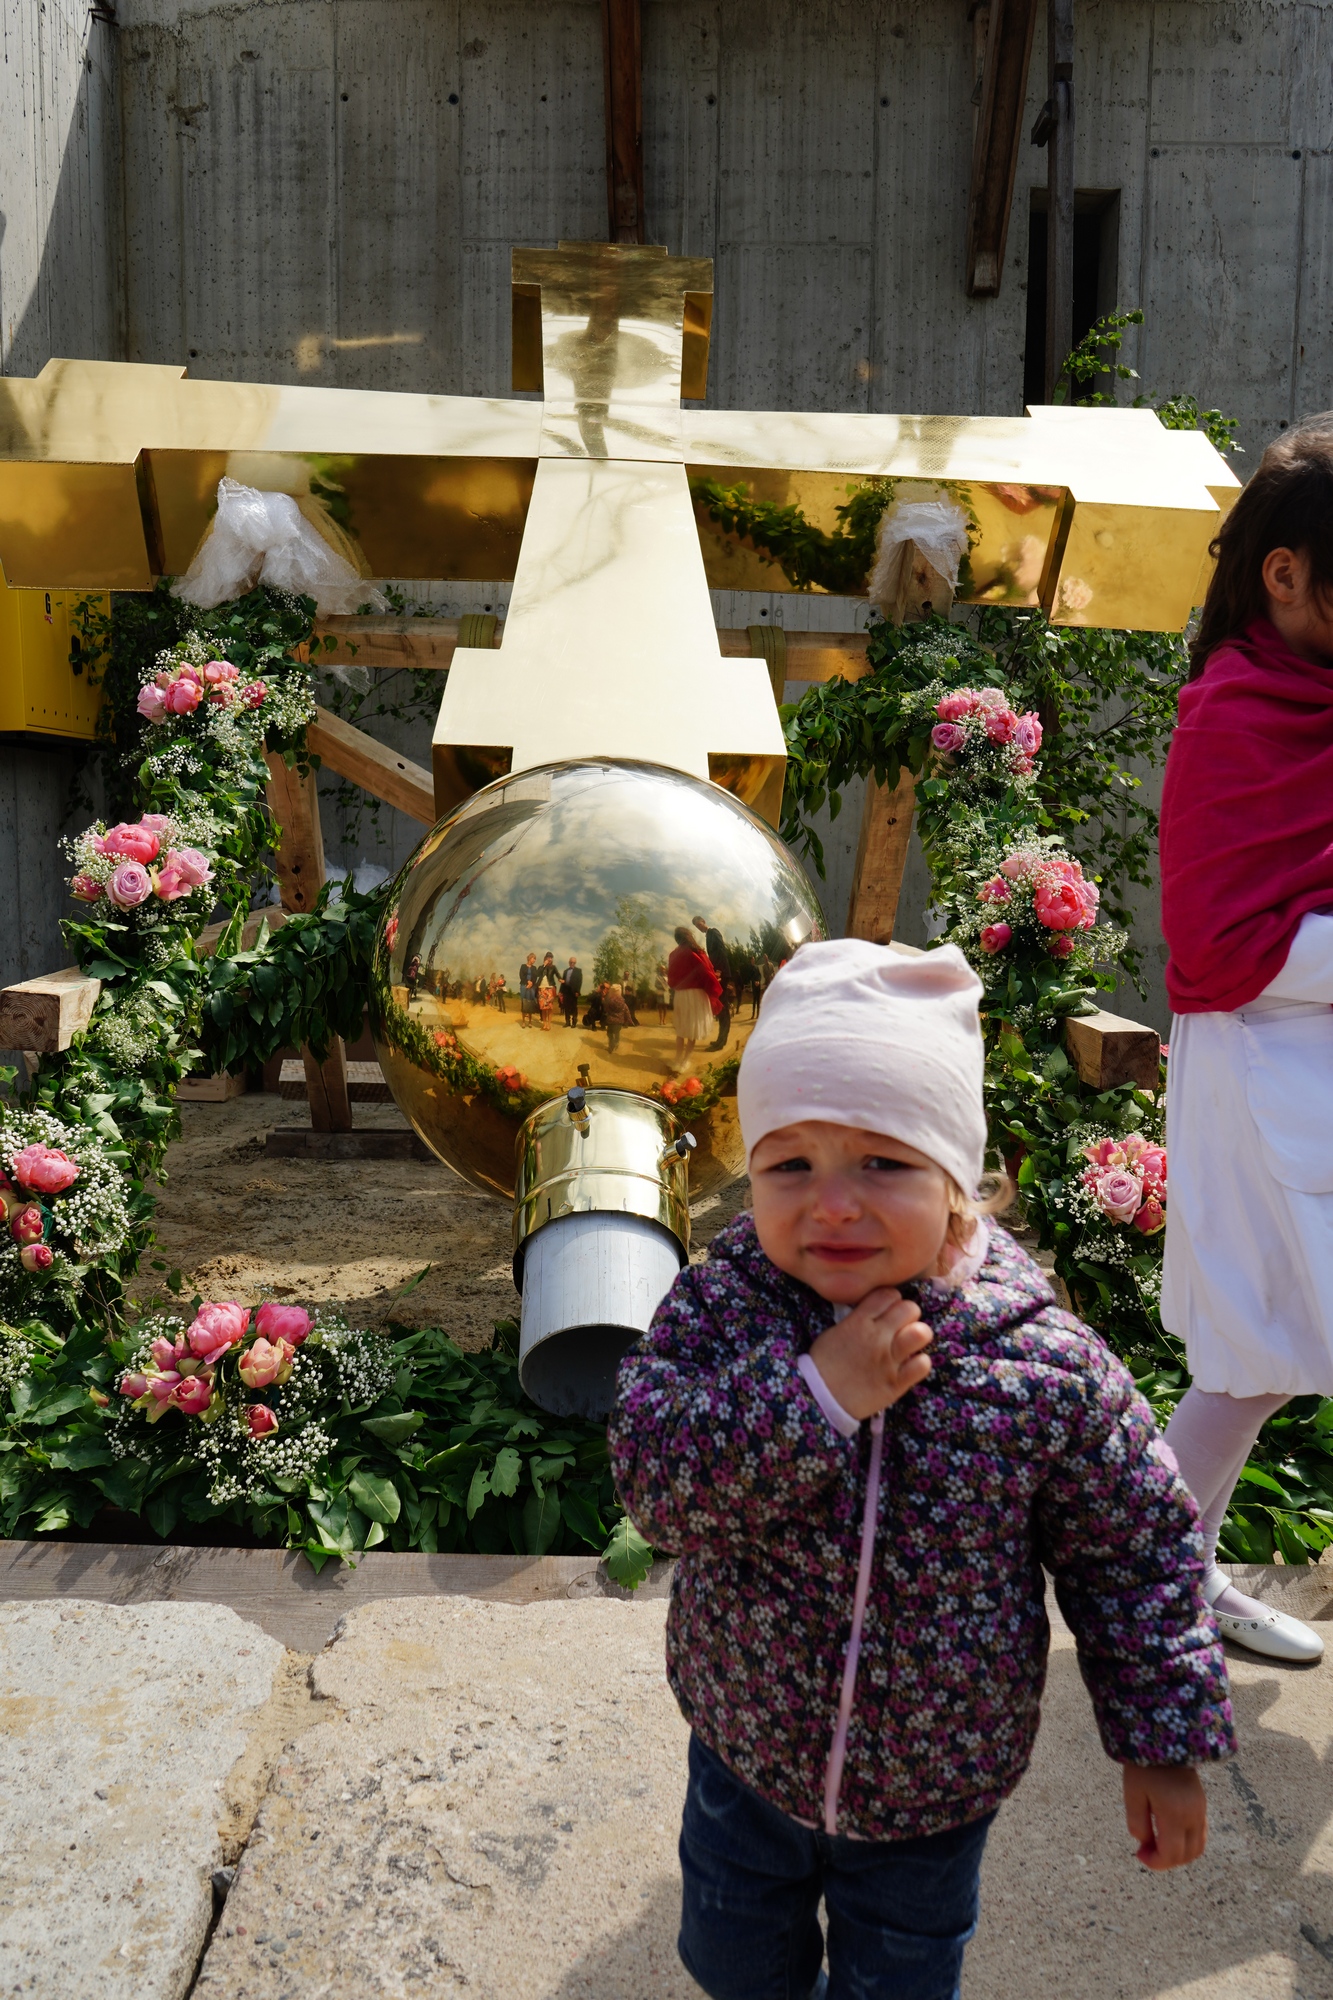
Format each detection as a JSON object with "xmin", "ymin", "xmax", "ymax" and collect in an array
[
  {"xmin": 602, "ymin": 980, "xmax": 631, "ymax": 1055},
  {"xmin": 537, "ymin": 952, "xmax": 558, "ymax": 1031},
  {"xmin": 654, "ymin": 960, "xmax": 669, "ymax": 1025},
  {"xmin": 518, "ymin": 951, "xmax": 538, "ymax": 1028},
  {"xmin": 668, "ymin": 925, "xmax": 723, "ymax": 1075},
  {"xmin": 693, "ymin": 913, "xmax": 732, "ymax": 1052}
]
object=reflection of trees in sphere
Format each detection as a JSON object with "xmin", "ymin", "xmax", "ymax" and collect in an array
[{"xmin": 369, "ymin": 760, "xmax": 826, "ymax": 1201}]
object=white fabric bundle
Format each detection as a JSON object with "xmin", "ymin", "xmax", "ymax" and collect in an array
[{"xmin": 172, "ymin": 476, "xmax": 384, "ymax": 616}]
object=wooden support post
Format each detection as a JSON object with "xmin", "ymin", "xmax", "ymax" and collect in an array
[
  {"xmin": 602, "ymin": 0, "xmax": 645, "ymax": 243},
  {"xmin": 1044, "ymin": 0, "xmax": 1075, "ymax": 400},
  {"xmin": 1064, "ymin": 1010, "xmax": 1161, "ymax": 1092},
  {"xmin": 0, "ymin": 967, "xmax": 101, "ymax": 1054},
  {"xmin": 964, "ymin": 0, "xmax": 1040, "ymax": 297},
  {"xmin": 846, "ymin": 771, "xmax": 917, "ymax": 945},
  {"xmin": 306, "ymin": 708, "xmax": 436, "ymax": 825},
  {"xmin": 263, "ymin": 751, "xmax": 352, "ymax": 1131}
]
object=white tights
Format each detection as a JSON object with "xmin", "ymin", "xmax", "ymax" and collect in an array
[{"xmin": 1163, "ymin": 1386, "xmax": 1288, "ymax": 1618}]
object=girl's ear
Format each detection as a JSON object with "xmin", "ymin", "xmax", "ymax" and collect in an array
[{"xmin": 1262, "ymin": 545, "xmax": 1308, "ymax": 605}]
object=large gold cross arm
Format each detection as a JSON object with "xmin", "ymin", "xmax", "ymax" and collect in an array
[{"xmin": 0, "ymin": 243, "xmax": 1239, "ymax": 827}]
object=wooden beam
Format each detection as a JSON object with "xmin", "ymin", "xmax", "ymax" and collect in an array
[
  {"xmin": 1064, "ymin": 1009, "xmax": 1160, "ymax": 1092},
  {"xmin": 965, "ymin": 0, "xmax": 1040, "ymax": 298},
  {"xmin": 0, "ymin": 967, "xmax": 101, "ymax": 1055},
  {"xmin": 602, "ymin": 0, "xmax": 644, "ymax": 244},
  {"xmin": 263, "ymin": 750, "xmax": 353, "ymax": 1132},
  {"xmin": 307, "ymin": 707, "xmax": 436, "ymax": 825},
  {"xmin": 846, "ymin": 771, "xmax": 916, "ymax": 944}
]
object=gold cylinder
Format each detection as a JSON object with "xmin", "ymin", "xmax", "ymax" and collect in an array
[{"xmin": 513, "ymin": 1087, "xmax": 691, "ymax": 1274}]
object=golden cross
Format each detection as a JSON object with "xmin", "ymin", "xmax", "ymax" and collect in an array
[{"xmin": 0, "ymin": 242, "xmax": 1239, "ymax": 828}]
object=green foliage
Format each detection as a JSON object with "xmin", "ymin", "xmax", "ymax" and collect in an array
[
  {"xmin": 781, "ymin": 609, "xmax": 1186, "ymax": 993},
  {"xmin": 1055, "ymin": 306, "xmax": 1244, "ymax": 458},
  {"xmin": 200, "ymin": 883, "xmax": 387, "ymax": 1070},
  {"xmin": 692, "ymin": 476, "xmax": 897, "ymax": 594},
  {"xmin": 0, "ymin": 1314, "xmax": 644, "ymax": 1574}
]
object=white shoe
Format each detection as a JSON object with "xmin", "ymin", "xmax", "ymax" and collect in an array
[{"xmin": 1210, "ymin": 1603, "xmax": 1324, "ymax": 1663}]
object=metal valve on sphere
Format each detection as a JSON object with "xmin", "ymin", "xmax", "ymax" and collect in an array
[{"xmin": 369, "ymin": 758, "xmax": 824, "ymax": 1417}]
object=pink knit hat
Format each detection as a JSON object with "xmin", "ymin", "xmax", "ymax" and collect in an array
[{"xmin": 737, "ymin": 939, "xmax": 987, "ymax": 1191}]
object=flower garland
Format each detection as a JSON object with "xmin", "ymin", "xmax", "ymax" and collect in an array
[{"xmin": 0, "ymin": 1111, "xmax": 134, "ymax": 1312}]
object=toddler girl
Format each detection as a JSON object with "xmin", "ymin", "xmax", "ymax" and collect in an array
[
  {"xmin": 610, "ymin": 940, "xmax": 1233, "ymax": 2000},
  {"xmin": 1159, "ymin": 415, "xmax": 1333, "ymax": 1663}
]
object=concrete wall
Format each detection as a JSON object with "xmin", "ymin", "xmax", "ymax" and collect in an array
[
  {"xmin": 0, "ymin": 0, "xmax": 118, "ymax": 998},
  {"xmin": 6, "ymin": 0, "xmax": 1333, "ymax": 1021}
]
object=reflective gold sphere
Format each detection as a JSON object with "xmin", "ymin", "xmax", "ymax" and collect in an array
[{"xmin": 369, "ymin": 759, "xmax": 826, "ymax": 1202}]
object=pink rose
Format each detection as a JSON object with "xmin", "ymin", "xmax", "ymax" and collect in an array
[
  {"xmin": 985, "ymin": 707, "xmax": 1017, "ymax": 744},
  {"xmin": 1048, "ymin": 935, "xmax": 1075, "ymax": 958},
  {"xmin": 163, "ymin": 678, "xmax": 201, "ymax": 715},
  {"xmin": 202, "ymin": 660, "xmax": 236, "ymax": 685},
  {"xmin": 935, "ymin": 691, "xmax": 975, "ymax": 723},
  {"xmin": 171, "ymin": 1372, "xmax": 213, "ymax": 1416},
  {"xmin": 1012, "ymin": 712, "xmax": 1043, "ymax": 755},
  {"xmin": 166, "ymin": 847, "xmax": 212, "ymax": 888},
  {"xmin": 1077, "ymin": 880, "xmax": 1100, "ymax": 930},
  {"xmin": 1092, "ymin": 1168, "xmax": 1143, "ymax": 1225},
  {"xmin": 237, "ymin": 1336, "xmax": 294, "ymax": 1390},
  {"xmin": 974, "ymin": 687, "xmax": 1008, "ymax": 712},
  {"xmin": 1084, "ymin": 1137, "xmax": 1124, "ymax": 1171},
  {"xmin": 137, "ymin": 685, "xmax": 168, "ymax": 724},
  {"xmin": 119, "ymin": 1372, "xmax": 150, "ymax": 1399},
  {"xmin": 1133, "ymin": 1196, "xmax": 1166, "ymax": 1236},
  {"xmin": 152, "ymin": 865, "xmax": 192, "ymax": 903},
  {"xmin": 978, "ymin": 877, "xmax": 1011, "ymax": 904},
  {"xmin": 999, "ymin": 851, "xmax": 1039, "ymax": 881},
  {"xmin": 176, "ymin": 665, "xmax": 202, "ymax": 685},
  {"xmin": 106, "ymin": 861, "xmax": 152, "ymax": 910},
  {"xmin": 1034, "ymin": 880, "xmax": 1085, "ymax": 931},
  {"xmin": 1138, "ymin": 1145, "xmax": 1168, "ymax": 1193},
  {"xmin": 12, "ymin": 1144, "xmax": 79, "ymax": 1194},
  {"xmin": 246, "ymin": 1404, "xmax": 279, "ymax": 1439},
  {"xmin": 931, "ymin": 722, "xmax": 966, "ymax": 754},
  {"xmin": 979, "ymin": 922, "xmax": 1012, "ymax": 953},
  {"xmin": 20, "ymin": 1242, "xmax": 53, "ymax": 1273},
  {"xmin": 140, "ymin": 814, "xmax": 174, "ymax": 834},
  {"xmin": 150, "ymin": 1335, "xmax": 181, "ymax": 1371},
  {"xmin": 241, "ymin": 681, "xmax": 267, "ymax": 709},
  {"xmin": 10, "ymin": 1206, "xmax": 43, "ymax": 1246},
  {"xmin": 254, "ymin": 1302, "xmax": 312, "ymax": 1346},
  {"xmin": 69, "ymin": 873, "xmax": 104, "ymax": 903},
  {"xmin": 148, "ymin": 1372, "xmax": 181, "ymax": 1400},
  {"xmin": 102, "ymin": 822, "xmax": 160, "ymax": 865},
  {"xmin": 187, "ymin": 1301, "xmax": 251, "ymax": 1360}
]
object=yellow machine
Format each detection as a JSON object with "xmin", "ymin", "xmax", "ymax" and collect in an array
[{"xmin": 0, "ymin": 566, "xmax": 106, "ymax": 740}]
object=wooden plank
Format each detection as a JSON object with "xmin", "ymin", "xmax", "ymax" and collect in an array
[
  {"xmin": 846, "ymin": 770, "xmax": 916, "ymax": 944},
  {"xmin": 1064, "ymin": 1009, "xmax": 1161, "ymax": 1092},
  {"xmin": 1043, "ymin": 0, "xmax": 1075, "ymax": 399},
  {"xmin": 279, "ymin": 1057, "xmax": 390, "ymax": 1104},
  {"xmin": 177, "ymin": 1069, "xmax": 248, "ymax": 1103},
  {"xmin": 602, "ymin": 0, "xmax": 645, "ymax": 243},
  {"xmin": 263, "ymin": 749, "xmax": 353, "ymax": 1133},
  {"xmin": 718, "ymin": 627, "xmax": 871, "ymax": 683},
  {"xmin": 964, "ymin": 0, "xmax": 1040, "ymax": 297},
  {"xmin": 0, "ymin": 1541, "xmax": 675, "ymax": 1654},
  {"xmin": 310, "ymin": 615, "xmax": 463, "ymax": 669},
  {"xmin": 306, "ymin": 706, "xmax": 436, "ymax": 825},
  {"xmin": 0, "ymin": 965, "xmax": 100, "ymax": 1054}
]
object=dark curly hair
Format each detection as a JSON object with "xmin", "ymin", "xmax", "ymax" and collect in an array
[{"xmin": 1190, "ymin": 414, "xmax": 1333, "ymax": 678}]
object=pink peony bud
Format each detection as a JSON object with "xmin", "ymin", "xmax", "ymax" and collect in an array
[
  {"xmin": 140, "ymin": 813, "xmax": 174, "ymax": 834},
  {"xmin": 999, "ymin": 851, "xmax": 1039, "ymax": 881},
  {"xmin": 10, "ymin": 1206, "xmax": 43, "ymax": 1246},
  {"xmin": 148, "ymin": 1372, "xmax": 181, "ymax": 1400},
  {"xmin": 241, "ymin": 681, "xmax": 267, "ymax": 709},
  {"xmin": 171, "ymin": 1372, "xmax": 213, "ymax": 1416},
  {"xmin": 1083, "ymin": 1137, "xmax": 1124, "ymax": 1170},
  {"xmin": 163, "ymin": 678, "xmax": 202, "ymax": 715},
  {"xmin": 12, "ymin": 1143, "xmax": 80, "ymax": 1195},
  {"xmin": 930, "ymin": 722, "xmax": 967, "ymax": 754},
  {"xmin": 101, "ymin": 822, "xmax": 160, "ymax": 865},
  {"xmin": 978, "ymin": 877, "xmax": 1011, "ymax": 904},
  {"xmin": 106, "ymin": 861, "xmax": 153, "ymax": 910},
  {"xmin": 201, "ymin": 661, "xmax": 229, "ymax": 684},
  {"xmin": 1012, "ymin": 712, "xmax": 1043, "ymax": 755},
  {"xmin": 979, "ymin": 923, "xmax": 1012, "ymax": 954},
  {"xmin": 246, "ymin": 1403, "xmax": 279, "ymax": 1439},
  {"xmin": 935, "ymin": 691, "xmax": 975, "ymax": 723},
  {"xmin": 69, "ymin": 873, "xmax": 104, "ymax": 903},
  {"xmin": 120, "ymin": 1372, "xmax": 150, "ymax": 1399},
  {"xmin": 1093, "ymin": 1168, "xmax": 1144, "ymax": 1225},
  {"xmin": 237, "ymin": 1336, "xmax": 294, "ymax": 1390},
  {"xmin": 1048, "ymin": 935, "xmax": 1075, "ymax": 958},
  {"xmin": 19, "ymin": 1242, "xmax": 53, "ymax": 1273},
  {"xmin": 1133, "ymin": 1195, "xmax": 1166, "ymax": 1236},
  {"xmin": 187, "ymin": 1301, "xmax": 251, "ymax": 1361},
  {"xmin": 254, "ymin": 1301, "xmax": 312, "ymax": 1346},
  {"xmin": 176, "ymin": 664, "xmax": 203, "ymax": 685},
  {"xmin": 137, "ymin": 684, "xmax": 168, "ymax": 724},
  {"xmin": 149, "ymin": 1335, "xmax": 179, "ymax": 1371}
]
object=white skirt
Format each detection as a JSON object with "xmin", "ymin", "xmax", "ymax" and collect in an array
[
  {"xmin": 1162, "ymin": 1000, "xmax": 1333, "ymax": 1396},
  {"xmin": 672, "ymin": 987, "xmax": 714, "ymax": 1043}
]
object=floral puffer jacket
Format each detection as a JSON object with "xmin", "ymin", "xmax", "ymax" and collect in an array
[{"xmin": 609, "ymin": 1214, "xmax": 1234, "ymax": 1841}]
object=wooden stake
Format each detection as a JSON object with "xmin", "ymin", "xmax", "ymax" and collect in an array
[
  {"xmin": 1044, "ymin": 0, "xmax": 1075, "ymax": 400},
  {"xmin": 602, "ymin": 0, "xmax": 645, "ymax": 243},
  {"xmin": 846, "ymin": 770, "xmax": 917, "ymax": 945},
  {"xmin": 964, "ymin": 0, "xmax": 1041, "ymax": 297},
  {"xmin": 263, "ymin": 751, "xmax": 352, "ymax": 1131}
]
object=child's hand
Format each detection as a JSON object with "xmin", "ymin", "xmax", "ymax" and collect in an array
[
  {"xmin": 807, "ymin": 1289, "xmax": 932, "ymax": 1421},
  {"xmin": 1122, "ymin": 1763, "xmax": 1207, "ymax": 1870}
]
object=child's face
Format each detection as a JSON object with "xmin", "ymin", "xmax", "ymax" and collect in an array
[{"xmin": 749, "ymin": 1120, "xmax": 953, "ymax": 1304}]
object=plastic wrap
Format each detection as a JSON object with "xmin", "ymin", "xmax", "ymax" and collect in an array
[{"xmin": 172, "ymin": 477, "xmax": 385, "ymax": 616}]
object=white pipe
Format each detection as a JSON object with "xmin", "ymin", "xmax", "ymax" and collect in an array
[{"xmin": 518, "ymin": 1211, "xmax": 684, "ymax": 1419}]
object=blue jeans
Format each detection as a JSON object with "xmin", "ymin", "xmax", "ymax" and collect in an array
[{"xmin": 679, "ymin": 1736, "xmax": 994, "ymax": 2000}]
